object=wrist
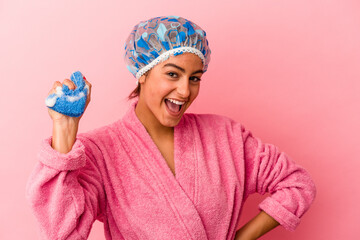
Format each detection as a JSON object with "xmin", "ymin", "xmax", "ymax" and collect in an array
[{"xmin": 52, "ymin": 121, "xmax": 79, "ymax": 154}]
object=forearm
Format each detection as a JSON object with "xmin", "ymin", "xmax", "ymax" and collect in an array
[
  {"xmin": 235, "ymin": 211, "xmax": 280, "ymax": 240},
  {"xmin": 52, "ymin": 120, "xmax": 79, "ymax": 153}
]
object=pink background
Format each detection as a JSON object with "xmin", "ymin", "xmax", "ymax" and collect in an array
[{"xmin": 1, "ymin": 0, "xmax": 359, "ymax": 239}]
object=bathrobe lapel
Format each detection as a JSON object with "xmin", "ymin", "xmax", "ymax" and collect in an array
[
  {"xmin": 174, "ymin": 117, "xmax": 197, "ymax": 203},
  {"xmin": 120, "ymin": 101, "xmax": 208, "ymax": 240}
]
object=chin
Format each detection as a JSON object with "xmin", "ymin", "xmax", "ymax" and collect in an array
[
  {"xmin": 161, "ymin": 117, "xmax": 182, "ymax": 128},
  {"xmin": 161, "ymin": 109, "xmax": 186, "ymax": 127}
]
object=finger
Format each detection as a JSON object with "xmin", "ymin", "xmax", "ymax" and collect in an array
[
  {"xmin": 63, "ymin": 79, "xmax": 76, "ymax": 90},
  {"xmin": 48, "ymin": 81, "xmax": 62, "ymax": 95}
]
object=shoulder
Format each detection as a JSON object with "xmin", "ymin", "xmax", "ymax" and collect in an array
[{"xmin": 76, "ymin": 119, "xmax": 122, "ymax": 146}]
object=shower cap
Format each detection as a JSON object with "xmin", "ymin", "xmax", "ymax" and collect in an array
[{"xmin": 124, "ymin": 15, "xmax": 211, "ymax": 80}]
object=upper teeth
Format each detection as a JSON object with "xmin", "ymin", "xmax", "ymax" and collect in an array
[{"xmin": 168, "ymin": 99, "xmax": 185, "ymax": 105}]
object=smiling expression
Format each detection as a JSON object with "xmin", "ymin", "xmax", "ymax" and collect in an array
[{"xmin": 135, "ymin": 52, "xmax": 204, "ymax": 130}]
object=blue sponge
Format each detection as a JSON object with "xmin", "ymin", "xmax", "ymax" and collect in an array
[{"xmin": 45, "ymin": 71, "xmax": 89, "ymax": 117}]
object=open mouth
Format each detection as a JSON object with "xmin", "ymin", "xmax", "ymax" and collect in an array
[{"xmin": 164, "ymin": 98, "xmax": 185, "ymax": 114}]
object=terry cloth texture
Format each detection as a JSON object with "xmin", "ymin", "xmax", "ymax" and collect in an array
[
  {"xmin": 26, "ymin": 100, "xmax": 316, "ymax": 240},
  {"xmin": 124, "ymin": 16, "xmax": 211, "ymax": 79},
  {"xmin": 45, "ymin": 71, "xmax": 89, "ymax": 117}
]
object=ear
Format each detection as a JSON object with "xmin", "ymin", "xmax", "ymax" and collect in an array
[
  {"xmin": 138, "ymin": 74, "xmax": 146, "ymax": 84},
  {"xmin": 139, "ymin": 69, "xmax": 152, "ymax": 84}
]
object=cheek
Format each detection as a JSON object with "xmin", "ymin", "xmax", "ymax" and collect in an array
[
  {"xmin": 190, "ymin": 85, "xmax": 200, "ymax": 100},
  {"xmin": 147, "ymin": 78, "xmax": 170, "ymax": 101},
  {"xmin": 155, "ymin": 80, "xmax": 174, "ymax": 97}
]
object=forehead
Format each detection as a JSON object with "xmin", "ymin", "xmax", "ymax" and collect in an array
[{"xmin": 160, "ymin": 53, "xmax": 203, "ymax": 68}]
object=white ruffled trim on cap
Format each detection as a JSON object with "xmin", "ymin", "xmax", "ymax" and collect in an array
[{"xmin": 135, "ymin": 47, "xmax": 205, "ymax": 81}]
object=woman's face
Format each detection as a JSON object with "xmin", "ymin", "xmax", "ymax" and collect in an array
[{"xmin": 136, "ymin": 52, "xmax": 204, "ymax": 128}]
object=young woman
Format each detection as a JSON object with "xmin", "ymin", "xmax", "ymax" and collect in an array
[{"xmin": 26, "ymin": 16, "xmax": 316, "ymax": 240}]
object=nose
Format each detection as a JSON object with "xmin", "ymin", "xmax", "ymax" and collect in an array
[{"xmin": 176, "ymin": 77, "xmax": 190, "ymax": 98}]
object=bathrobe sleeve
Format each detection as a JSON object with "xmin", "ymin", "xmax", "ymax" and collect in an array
[
  {"xmin": 238, "ymin": 122, "xmax": 316, "ymax": 232},
  {"xmin": 26, "ymin": 134, "xmax": 106, "ymax": 240}
]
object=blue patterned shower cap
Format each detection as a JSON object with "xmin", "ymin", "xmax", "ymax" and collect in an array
[{"xmin": 124, "ymin": 16, "xmax": 211, "ymax": 80}]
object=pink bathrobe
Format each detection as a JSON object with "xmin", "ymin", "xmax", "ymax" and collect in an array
[{"xmin": 26, "ymin": 100, "xmax": 316, "ymax": 240}]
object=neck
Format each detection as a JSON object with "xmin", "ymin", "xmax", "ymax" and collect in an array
[{"xmin": 135, "ymin": 98, "xmax": 174, "ymax": 139}]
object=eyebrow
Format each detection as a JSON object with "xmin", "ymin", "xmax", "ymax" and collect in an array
[{"xmin": 163, "ymin": 63, "xmax": 203, "ymax": 74}]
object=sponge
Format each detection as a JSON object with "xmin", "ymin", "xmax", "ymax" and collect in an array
[{"xmin": 45, "ymin": 71, "xmax": 89, "ymax": 117}]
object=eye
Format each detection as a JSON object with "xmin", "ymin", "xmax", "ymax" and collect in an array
[
  {"xmin": 167, "ymin": 72, "xmax": 178, "ymax": 78},
  {"xmin": 190, "ymin": 76, "xmax": 201, "ymax": 82}
]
